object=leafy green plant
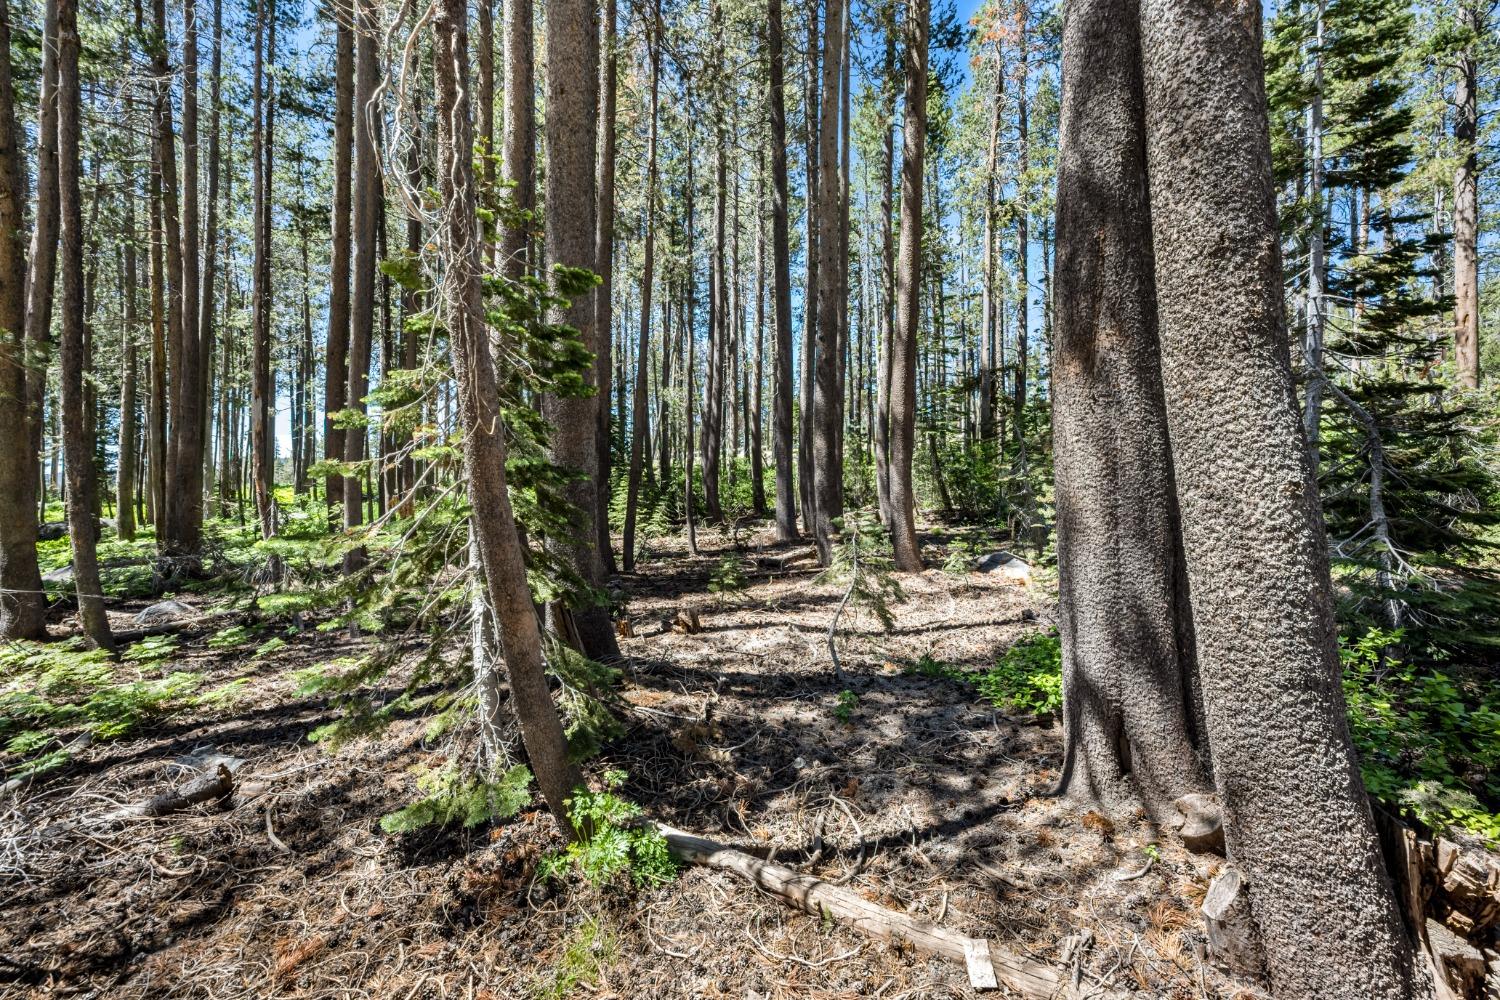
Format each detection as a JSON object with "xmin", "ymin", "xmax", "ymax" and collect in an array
[
  {"xmin": 206, "ymin": 625, "xmax": 257, "ymax": 650},
  {"xmin": 834, "ymin": 689, "xmax": 859, "ymax": 725},
  {"xmin": 1341, "ymin": 628, "xmax": 1500, "ymax": 844},
  {"xmin": 379, "ymin": 763, "xmax": 534, "ymax": 835},
  {"xmin": 532, "ymin": 916, "xmax": 618, "ymax": 1000},
  {"xmin": 538, "ymin": 771, "xmax": 676, "ymax": 888},
  {"xmin": 122, "ymin": 634, "xmax": 179, "ymax": 665},
  {"xmin": 906, "ymin": 632, "xmax": 1063, "ymax": 717},
  {"xmin": 707, "ymin": 553, "xmax": 749, "ymax": 602}
]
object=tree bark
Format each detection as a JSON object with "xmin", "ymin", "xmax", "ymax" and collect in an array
[
  {"xmin": 798, "ymin": 0, "xmax": 819, "ymax": 538},
  {"xmin": 1051, "ymin": 0, "xmax": 1209, "ymax": 818},
  {"xmin": 1451, "ymin": 2, "xmax": 1480, "ymax": 389},
  {"xmin": 151, "ymin": 0, "xmax": 187, "ymax": 559},
  {"xmin": 1135, "ymin": 4, "xmax": 1420, "ymax": 996},
  {"xmin": 325, "ymin": 13, "xmax": 353, "ymax": 511},
  {"xmin": 433, "ymin": 0, "xmax": 584, "ymax": 835},
  {"xmin": 198, "ymin": 0, "xmax": 223, "ymax": 498},
  {"xmin": 810, "ymin": 0, "xmax": 845, "ymax": 565},
  {"xmin": 593, "ymin": 0, "xmax": 619, "ymax": 573},
  {"xmin": 56, "ymin": 0, "xmax": 112, "ymax": 650},
  {"xmin": 502, "ymin": 0, "xmax": 535, "ymax": 281},
  {"xmin": 767, "ymin": 0, "xmax": 798, "ymax": 542},
  {"xmin": 343, "ymin": 0, "xmax": 380, "ymax": 572},
  {"xmin": 885, "ymin": 0, "xmax": 924, "ymax": 574},
  {"xmin": 543, "ymin": 0, "xmax": 618, "ymax": 659},
  {"xmin": 250, "ymin": 0, "xmax": 276, "ymax": 542},
  {"xmin": 0, "ymin": 0, "xmax": 46, "ymax": 639}
]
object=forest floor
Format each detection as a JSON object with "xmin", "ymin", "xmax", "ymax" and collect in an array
[{"xmin": 1, "ymin": 521, "xmax": 1256, "ymax": 1000}]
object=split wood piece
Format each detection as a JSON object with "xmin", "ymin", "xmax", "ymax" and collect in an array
[
  {"xmin": 656, "ymin": 822, "xmax": 1084, "ymax": 996},
  {"xmin": 132, "ymin": 762, "xmax": 236, "ymax": 817},
  {"xmin": 671, "ymin": 609, "xmax": 701, "ymax": 635},
  {"xmin": 615, "ymin": 619, "xmax": 636, "ymax": 639},
  {"xmin": 755, "ymin": 547, "xmax": 817, "ymax": 572},
  {"xmin": 1171, "ymin": 793, "xmax": 1225, "ymax": 855},
  {"xmin": 1201, "ymin": 867, "xmax": 1267, "ymax": 983}
]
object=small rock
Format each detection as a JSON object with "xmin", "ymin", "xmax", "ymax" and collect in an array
[
  {"xmin": 37, "ymin": 521, "xmax": 68, "ymax": 541},
  {"xmin": 135, "ymin": 600, "xmax": 195, "ymax": 626}
]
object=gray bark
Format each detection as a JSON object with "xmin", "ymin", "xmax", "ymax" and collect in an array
[
  {"xmin": 1051, "ymin": 0, "xmax": 1208, "ymax": 818},
  {"xmin": 433, "ymin": 0, "xmax": 584, "ymax": 834},
  {"xmin": 325, "ymin": 14, "xmax": 352, "ymax": 511},
  {"xmin": 767, "ymin": 0, "xmax": 797, "ymax": 542},
  {"xmin": 886, "ymin": 0, "xmax": 924, "ymax": 574},
  {"xmin": 810, "ymin": 0, "xmax": 844, "ymax": 565},
  {"xmin": 1135, "ymin": 4, "xmax": 1420, "ymax": 996}
]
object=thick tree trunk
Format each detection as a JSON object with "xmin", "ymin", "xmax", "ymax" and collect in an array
[
  {"xmin": 594, "ymin": 0, "xmax": 619, "ymax": 573},
  {"xmin": 1135, "ymin": 4, "xmax": 1420, "ymax": 996},
  {"xmin": 810, "ymin": 0, "xmax": 844, "ymax": 565},
  {"xmin": 0, "ymin": 0, "xmax": 46, "ymax": 639},
  {"xmin": 1051, "ymin": 0, "xmax": 1208, "ymax": 818},
  {"xmin": 343, "ymin": 0, "xmax": 379, "ymax": 571},
  {"xmin": 767, "ymin": 0, "xmax": 797, "ymax": 542},
  {"xmin": 56, "ymin": 0, "xmax": 111, "ymax": 650},
  {"xmin": 543, "ymin": 0, "xmax": 618, "ymax": 659},
  {"xmin": 1452, "ymin": 4, "xmax": 1480, "ymax": 389},
  {"xmin": 886, "ymin": 0, "xmax": 924, "ymax": 574},
  {"xmin": 433, "ymin": 0, "xmax": 584, "ymax": 834},
  {"xmin": 325, "ymin": 15, "xmax": 353, "ymax": 511}
]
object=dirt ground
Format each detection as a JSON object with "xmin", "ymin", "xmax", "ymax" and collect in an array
[{"xmin": 1, "ymin": 522, "xmax": 1258, "ymax": 999}]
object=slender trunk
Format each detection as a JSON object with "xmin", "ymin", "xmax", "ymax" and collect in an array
[
  {"xmin": 250, "ymin": 0, "xmax": 276, "ymax": 542},
  {"xmin": 1136, "ymin": 4, "xmax": 1418, "ymax": 995},
  {"xmin": 683, "ymin": 147, "xmax": 699, "ymax": 555},
  {"xmin": 1452, "ymin": 3, "xmax": 1480, "ymax": 388},
  {"xmin": 198, "ymin": 0, "xmax": 222, "ymax": 493},
  {"xmin": 152, "ymin": 0, "xmax": 186, "ymax": 555},
  {"xmin": 325, "ymin": 15, "xmax": 353, "ymax": 510},
  {"xmin": 978, "ymin": 41, "xmax": 1002, "ymax": 445},
  {"xmin": 886, "ymin": 0, "xmax": 924, "ymax": 573},
  {"xmin": 543, "ymin": 0, "xmax": 619, "ymax": 659},
  {"xmin": 874, "ymin": 22, "xmax": 894, "ymax": 528},
  {"xmin": 0, "ymin": 0, "xmax": 45, "ymax": 638},
  {"xmin": 56, "ymin": 0, "xmax": 111, "ymax": 649},
  {"xmin": 594, "ymin": 0, "xmax": 619, "ymax": 572},
  {"xmin": 798, "ymin": 0, "xmax": 819, "ymax": 536},
  {"xmin": 767, "ymin": 0, "xmax": 797, "ymax": 540},
  {"xmin": 502, "ymin": 0, "xmax": 535, "ymax": 281},
  {"xmin": 344, "ymin": 0, "xmax": 379, "ymax": 570},
  {"xmin": 623, "ymin": 17, "xmax": 658, "ymax": 573},
  {"xmin": 118, "ymin": 167, "xmax": 140, "ymax": 541},
  {"xmin": 811, "ymin": 0, "xmax": 845, "ymax": 564},
  {"xmin": 1011, "ymin": 3, "xmax": 1029, "ymax": 448},
  {"xmin": 750, "ymin": 163, "xmax": 766, "ymax": 517},
  {"xmin": 433, "ymin": 0, "xmax": 584, "ymax": 831},
  {"xmin": 1302, "ymin": 0, "xmax": 1326, "ymax": 457}
]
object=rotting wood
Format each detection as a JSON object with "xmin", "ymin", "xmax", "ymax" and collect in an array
[
  {"xmin": 135, "ymin": 763, "xmax": 235, "ymax": 817},
  {"xmin": 656, "ymin": 822, "xmax": 1082, "ymax": 996},
  {"xmin": 1201, "ymin": 867, "xmax": 1266, "ymax": 983}
]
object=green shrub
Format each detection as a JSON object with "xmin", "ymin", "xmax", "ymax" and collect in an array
[
  {"xmin": 539, "ymin": 771, "xmax": 676, "ymax": 888},
  {"xmin": 379, "ymin": 763, "xmax": 534, "ymax": 835}
]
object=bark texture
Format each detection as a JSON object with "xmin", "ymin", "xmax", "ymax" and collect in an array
[
  {"xmin": 543, "ymin": 0, "xmax": 618, "ymax": 659},
  {"xmin": 1051, "ymin": 0, "xmax": 1208, "ymax": 818},
  {"xmin": 0, "ymin": 0, "xmax": 45, "ymax": 639},
  {"xmin": 886, "ymin": 0, "xmax": 924, "ymax": 574},
  {"xmin": 433, "ymin": 0, "xmax": 584, "ymax": 834},
  {"xmin": 810, "ymin": 0, "xmax": 845, "ymax": 564},
  {"xmin": 1135, "ymin": 3, "xmax": 1419, "ymax": 996},
  {"xmin": 767, "ymin": 0, "xmax": 797, "ymax": 542},
  {"xmin": 325, "ymin": 14, "xmax": 353, "ymax": 510}
]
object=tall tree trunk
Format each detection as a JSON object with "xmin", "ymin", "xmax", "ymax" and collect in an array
[
  {"xmin": 198, "ymin": 0, "xmax": 223, "ymax": 493},
  {"xmin": 433, "ymin": 0, "xmax": 584, "ymax": 832},
  {"xmin": 798, "ymin": 0, "xmax": 819, "ymax": 536},
  {"xmin": 152, "ymin": 0, "xmax": 186, "ymax": 557},
  {"xmin": 0, "ymin": 0, "xmax": 45, "ymax": 638},
  {"xmin": 1452, "ymin": 2, "xmax": 1480, "ymax": 389},
  {"xmin": 118, "ymin": 174, "xmax": 140, "ymax": 542},
  {"xmin": 622, "ymin": 14, "xmax": 657, "ymax": 574},
  {"xmin": 767, "ymin": 0, "xmax": 797, "ymax": 541},
  {"xmin": 1136, "ymin": 4, "xmax": 1419, "ymax": 996},
  {"xmin": 886, "ymin": 0, "xmax": 924, "ymax": 573},
  {"xmin": 544, "ymin": 0, "xmax": 619, "ymax": 659},
  {"xmin": 343, "ymin": 0, "xmax": 379, "ymax": 571},
  {"xmin": 1301, "ymin": 0, "xmax": 1326, "ymax": 458},
  {"xmin": 874, "ymin": 18, "xmax": 895, "ymax": 529},
  {"xmin": 1052, "ymin": 0, "xmax": 1209, "ymax": 817},
  {"xmin": 166, "ymin": 0, "xmax": 205, "ymax": 566},
  {"xmin": 250, "ymin": 0, "xmax": 276, "ymax": 542},
  {"xmin": 594, "ymin": 0, "xmax": 619, "ymax": 572},
  {"xmin": 56, "ymin": 0, "xmax": 111, "ymax": 649},
  {"xmin": 978, "ymin": 40, "xmax": 1002, "ymax": 446},
  {"xmin": 701, "ymin": 133, "xmax": 725, "ymax": 523},
  {"xmin": 502, "ymin": 0, "xmax": 535, "ymax": 281},
  {"xmin": 811, "ymin": 0, "xmax": 845, "ymax": 564},
  {"xmin": 683, "ymin": 149, "xmax": 699, "ymax": 555},
  {"xmin": 1012, "ymin": 3, "xmax": 1029, "ymax": 448},
  {"xmin": 750, "ymin": 163, "xmax": 766, "ymax": 517},
  {"xmin": 325, "ymin": 14, "xmax": 353, "ymax": 511}
]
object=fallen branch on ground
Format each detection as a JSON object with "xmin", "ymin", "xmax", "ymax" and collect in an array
[{"xmin": 656, "ymin": 822, "xmax": 1090, "ymax": 996}]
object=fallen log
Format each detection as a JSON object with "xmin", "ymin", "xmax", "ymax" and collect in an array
[
  {"xmin": 134, "ymin": 763, "xmax": 235, "ymax": 818},
  {"xmin": 656, "ymin": 822, "xmax": 1078, "ymax": 996}
]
